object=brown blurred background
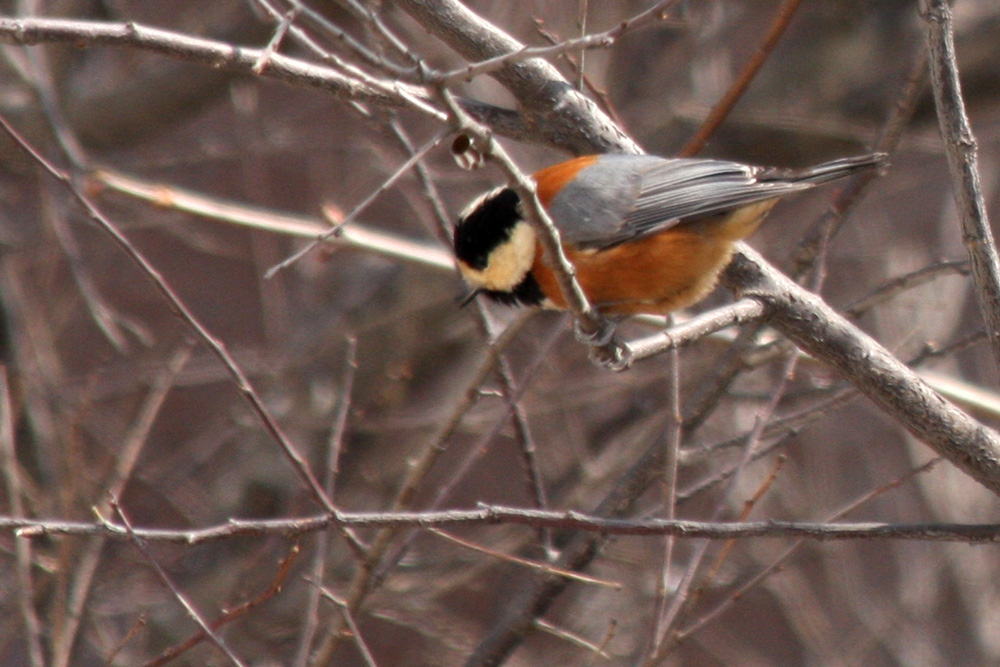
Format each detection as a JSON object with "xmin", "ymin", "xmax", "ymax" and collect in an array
[{"xmin": 1, "ymin": 1, "xmax": 1000, "ymax": 665}]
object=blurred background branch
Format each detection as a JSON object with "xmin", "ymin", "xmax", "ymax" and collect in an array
[{"xmin": 0, "ymin": 2, "xmax": 999, "ymax": 665}]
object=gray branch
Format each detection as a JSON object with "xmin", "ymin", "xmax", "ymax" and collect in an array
[
  {"xmin": 920, "ymin": 0, "xmax": 1000, "ymax": 372},
  {"xmin": 6, "ymin": 509, "xmax": 1000, "ymax": 543},
  {"xmin": 0, "ymin": 16, "xmax": 536, "ymax": 141},
  {"xmin": 725, "ymin": 246, "xmax": 1000, "ymax": 495},
  {"xmin": 394, "ymin": 0, "xmax": 641, "ymax": 155}
]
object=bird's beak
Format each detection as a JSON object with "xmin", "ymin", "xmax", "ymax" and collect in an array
[{"xmin": 458, "ymin": 289, "xmax": 482, "ymax": 308}]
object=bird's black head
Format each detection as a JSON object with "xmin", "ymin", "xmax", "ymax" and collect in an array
[
  {"xmin": 454, "ymin": 188, "xmax": 520, "ymax": 270},
  {"xmin": 453, "ymin": 187, "xmax": 544, "ymax": 307}
]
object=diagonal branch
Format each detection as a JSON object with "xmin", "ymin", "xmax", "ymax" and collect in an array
[
  {"xmin": 0, "ymin": 114, "xmax": 339, "ymax": 517},
  {"xmin": 680, "ymin": 0, "xmax": 802, "ymax": 157},
  {"xmin": 724, "ymin": 246, "xmax": 1000, "ymax": 495},
  {"xmin": 394, "ymin": 0, "xmax": 640, "ymax": 155}
]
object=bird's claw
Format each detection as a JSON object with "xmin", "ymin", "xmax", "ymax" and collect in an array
[
  {"xmin": 573, "ymin": 317, "xmax": 617, "ymax": 347},
  {"xmin": 574, "ymin": 317, "xmax": 632, "ymax": 371},
  {"xmin": 588, "ymin": 338, "xmax": 633, "ymax": 372}
]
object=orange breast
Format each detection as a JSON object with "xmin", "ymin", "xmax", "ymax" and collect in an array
[{"xmin": 528, "ymin": 204, "xmax": 780, "ymax": 316}]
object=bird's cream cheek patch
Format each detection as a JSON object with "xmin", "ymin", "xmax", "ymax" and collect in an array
[{"xmin": 459, "ymin": 222, "xmax": 537, "ymax": 291}]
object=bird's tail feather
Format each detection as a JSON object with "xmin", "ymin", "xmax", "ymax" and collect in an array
[{"xmin": 763, "ymin": 153, "xmax": 888, "ymax": 185}]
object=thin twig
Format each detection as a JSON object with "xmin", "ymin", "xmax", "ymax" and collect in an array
[
  {"xmin": 394, "ymin": 0, "xmax": 640, "ymax": 155},
  {"xmin": 8, "ymin": 505, "xmax": 1000, "ymax": 542},
  {"xmin": 266, "ymin": 130, "xmax": 447, "ymax": 276},
  {"xmin": 530, "ymin": 17, "xmax": 627, "ymax": 129},
  {"xmin": 648, "ymin": 348, "xmax": 800, "ymax": 659},
  {"xmin": 338, "ymin": 0, "xmax": 420, "ymax": 69},
  {"xmin": 103, "ymin": 615, "xmax": 146, "ymax": 666},
  {"xmin": 367, "ymin": 314, "xmax": 566, "ymax": 589},
  {"xmin": 325, "ymin": 338, "xmax": 358, "ymax": 507},
  {"xmin": 648, "ymin": 345, "xmax": 683, "ymax": 657},
  {"xmin": 436, "ymin": 0, "xmax": 679, "ymax": 85},
  {"xmin": 429, "ymin": 528, "xmax": 620, "ymax": 588},
  {"xmin": 679, "ymin": 0, "xmax": 802, "ymax": 157},
  {"xmin": 143, "ymin": 544, "xmax": 300, "ymax": 667},
  {"xmin": 0, "ymin": 16, "xmax": 446, "ymax": 120},
  {"xmin": 53, "ymin": 343, "xmax": 193, "ymax": 667},
  {"xmin": 105, "ymin": 499, "xmax": 246, "ymax": 666},
  {"xmin": 535, "ymin": 618, "xmax": 611, "ymax": 658},
  {"xmin": 575, "ymin": 0, "xmax": 588, "ymax": 91},
  {"xmin": 309, "ymin": 313, "xmax": 531, "ymax": 664},
  {"xmin": 311, "ymin": 584, "xmax": 379, "ymax": 667},
  {"xmin": 4, "ymin": 34, "xmax": 149, "ymax": 351},
  {"xmin": 845, "ymin": 259, "xmax": 969, "ymax": 318},
  {"xmin": 251, "ymin": 0, "xmax": 409, "ymax": 76},
  {"xmin": 672, "ymin": 458, "xmax": 941, "ymax": 647},
  {"xmin": 690, "ymin": 455, "xmax": 786, "ymax": 602},
  {"xmin": 627, "ymin": 300, "xmax": 766, "ymax": 362},
  {"xmin": 791, "ymin": 47, "xmax": 924, "ymax": 278},
  {"xmin": 295, "ymin": 338, "xmax": 359, "ymax": 665},
  {"xmin": 725, "ymin": 246, "xmax": 1000, "ymax": 495},
  {"xmin": 482, "ymin": 311, "xmax": 563, "ymax": 557},
  {"xmin": 0, "ymin": 114, "xmax": 339, "ymax": 516},
  {"xmin": 251, "ymin": 3, "xmax": 301, "ymax": 74},
  {"xmin": 0, "ymin": 367, "xmax": 45, "ymax": 667}
]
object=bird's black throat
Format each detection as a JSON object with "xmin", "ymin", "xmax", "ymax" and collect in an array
[{"xmin": 480, "ymin": 275, "xmax": 544, "ymax": 307}]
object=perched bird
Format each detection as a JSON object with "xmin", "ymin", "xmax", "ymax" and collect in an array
[{"xmin": 454, "ymin": 152, "xmax": 883, "ymax": 316}]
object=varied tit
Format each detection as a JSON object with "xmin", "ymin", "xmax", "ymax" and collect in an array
[{"xmin": 453, "ymin": 153, "xmax": 884, "ymax": 316}]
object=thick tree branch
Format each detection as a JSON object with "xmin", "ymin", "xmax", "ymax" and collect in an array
[
  {"xmin": 724, "ymin": 246, "xmax": 1000, "ymax": 494},
  {"xmin": 394, "ymin": 0, "xmax": 641, "ymax": 156}
]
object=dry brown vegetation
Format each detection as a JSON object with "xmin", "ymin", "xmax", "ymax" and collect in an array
[{"xmin": 2, "ymin": 1, "xmax": 1000, "ymax": 665}]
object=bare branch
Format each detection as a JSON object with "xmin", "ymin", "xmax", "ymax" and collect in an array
[
  {"xmin": 394, "ymin": 0, "xmax": 640, "ymax": 155},
  {"xmin": 0, "ymin": 16, "xmax": 443, "ymax": 118},
  {"xmin": 53, "ymin": 343, "xmax": 193, "ymax": 667},
  {"xmin": 7, "ymin": 507, "xmax": 1000, "ymax": 543},
  {"xmin": 628, "ymin": 300, "xmax": 766, "ymax": 362},
  {"xmin": 0, "ymin": 369, "xmax": 44, "ymax": 666},
  {"xmin": 93, "ymin": 169, "xmax": 455, "ymax": 272},
  {"xmin": 920, "ymin": 0, "xmax": 1000, "ymax": 372},
  {"xmin": 845, "ymin": 259, "xmax": 969, "ymax": 318},
  {"xmin": 437, "ymin": 0, "xmax": 680, "ymax": 85},
  {"xmin": 144, "ymin": 545, "xmax": 300, "ymax": 667},
  {"xmin": 0, "ymin": 114, "xmax": 339, "ymax": 515},
  {"xmin": 680, "ymin": 0, "xmax": 802, "ymax": 157},
  {"xmin": 725, "ymin": 246, "xmax": 1000, "ymax": 495},
  {"xmin": 265, "ymin": 130, "xmax": 447, "ymax": 276},
  {"xmin": 106, "ymin": 500, "xmax": 246, "ymax": 666}
]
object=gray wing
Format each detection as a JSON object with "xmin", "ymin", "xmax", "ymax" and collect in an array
[{"xmin": 546, "ymin": 154, "xmax": 817, "ymax": 250}]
